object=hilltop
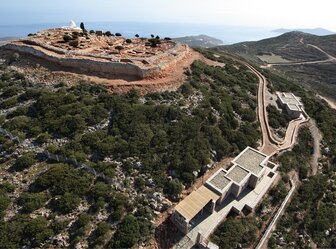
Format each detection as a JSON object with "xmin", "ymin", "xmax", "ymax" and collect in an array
[
  {"xmin": 219, "ymin": 31, "xmax": 336, "ymax": 61},
  {"xmin": 272, "ymin": 28, "xmax": 335, "ymax": 36},
  {"xmin": 218, "ymin": 31, "xmax": 336, "ymax": 100},
  {"xmin": 1, "ymin": 25, "xmax": 197, "ymax": 94},
  {"xmin": 173, "ymin": 34, "xmax": 223, "ymax": 48}
]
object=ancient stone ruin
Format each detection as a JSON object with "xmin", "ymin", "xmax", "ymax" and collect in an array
[{"xmin": 4, "ymin": 25, "xmax": 190, "ymax": 81}]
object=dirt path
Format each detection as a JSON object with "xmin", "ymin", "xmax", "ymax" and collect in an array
[
  {"xmin": 244, "ymin": 64, "xmax": 279, "ymax": 155},
  {"xmin": 245, "ymin": 63, "xmax": 311, "ymax": 157},
  {"xmin": 267, "ymin": 43, "xmax": 336, "ymax": 67},
  {"xmin": 317, "ymin": 94, "xmax": 336, "ymax": 110},
  {"xmin": 307, "ymin": 119, "xmax": 322, "ymax": 175},
  {"xmin": 81, "ymin": 49, "xmax": 224, "ymax": 94}
]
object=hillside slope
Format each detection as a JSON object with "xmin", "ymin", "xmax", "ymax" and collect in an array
[
  {"xmin": 173, "ymin": 34, "xmax": 223, "ymax": 48},
  {"xmin": 218, "ymin": 31, "xmax": 336, "ymax": 100},
  {"xmin": 272, "ymin": 28, "xmax": 335, "ymax": 36}
]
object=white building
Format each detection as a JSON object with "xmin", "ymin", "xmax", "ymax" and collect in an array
[
  {"xmin": 61, "ymin": 20, "xmax": 82, "ymax": 31},
  {"xmin": 171, "ymin": 147, "xmax": 278, "ymax": 234},
  {"xmin": 276, "ymin": 92, "xmax": 303, "ymax": 118}
]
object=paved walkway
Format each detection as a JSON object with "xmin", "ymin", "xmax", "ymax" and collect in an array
[{"xmin": 245, "ymin": 64, "xmax": 278, "ymax": 155}]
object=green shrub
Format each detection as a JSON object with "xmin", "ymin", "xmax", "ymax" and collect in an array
[
  {"xmin": 51, "ymin": 192, "xmax": 81, "ymax": 214},
  {"xmin": 18, "ymin": 192, "xmax": 48, "ymax": 213},
  {"xmin": 33, "ymin": 164, "xmax": 92, "ymax": 196},
  {"xmin": 13, "ymin": 152, "xmax": 37, "ymax": 171},
  {"xmin": 109, "ymin": 215, "xmax": 140, "ymax": 248},
  {"xmin": 69, "ymin": 40, "xmax": 79, "ymax": 47},
  {"xmin": 63, "ymin": 34, "xmax": 71, "ymax": 42}
]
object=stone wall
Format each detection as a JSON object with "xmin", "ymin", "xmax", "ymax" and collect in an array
[
  {"xmin": 4, "ymin": 42, "xmax": 189, "ymax": 80},
  {"xmin": 5, "ymin": 43, "xmax": 155, "ymax": 79}
]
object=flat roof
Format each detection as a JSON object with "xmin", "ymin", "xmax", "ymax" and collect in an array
[
  {"xmin": 175, "ymin": 185, "xmax": 219, "ymax": 221},
  {"xmin": 209, "ymin": 170, "xmax": 232, "ymax": 190},
  {"xmin": 288, "ymin": 104, "xmax": 300, "ymax": 111},
  {"xmin": 234, "ymin": 147, "xmax": 266, "ymax": 175},
  {"xmin": 227, "ymin": 165, "xmax": 249, "ymax": 183},
  {"xmin": 277, "ymin": 92, "xmax": 301, "ymax": 106}
]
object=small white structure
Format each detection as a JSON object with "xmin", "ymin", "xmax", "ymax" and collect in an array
[
  {"xmin": 276, "ymin": 92, "xmax": 303, "ymax": 118},
  {"xmin": 61, "ymin": 20, "xmax": 82, "ymax": 31}
]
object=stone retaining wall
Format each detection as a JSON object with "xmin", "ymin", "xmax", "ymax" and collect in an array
[
  {"xmin": 4, "ymin": 42, "xmax": 189, "ymax": 80},
  {"xmin": 5, "ymin": 43, "xmax": 150, "ymax": 79}
]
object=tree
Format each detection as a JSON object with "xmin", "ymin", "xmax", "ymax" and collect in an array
[
  {"xmin": 105, "ymin": 31, "xmax": 112, "ymax": 37},
  {"xmin": 80, "ymin": 22, "xmax": 86, "ymax": 32},
  {"xmin": 125, "ymin": 39, "xmax": 132, "ymax": 43},
  {"xmin": 35, "ymin": 133, "xmax": 51, "ymax": 145},
  {"xmin": 115, "ymin": 45, "xmax": 124, "ymax": 54},
  {"xmin": 0, "ymin": 194, "xmax": 10, "ymax": 217},
  {"xmin": 269, "ymin": 180, "xmax": 287, "ymax": 204},
  {"xmin": 69, "ymin": 40, "xmax": 79, "ymax": 48},
  {"xmin": 135, "ymin": 34, "xmax": 139, "ymax": 38},
  {"xmin": 164, "ymin": 179, "xmax": 183, "ymax": 197},
  {"xmin": 148, "ymin": 38, "xmax": 161, "ymax": 48},
  {"xmin": 63, "ymin": 34, "xmax": 71, "ymax": 42},
  {"xmin": 18, "ymin": 192, "xmax": 48, "ymax": 213},
  {"xmin": 212, "ymin": 217, "xmax": 258, "ymax": 249},
  {"xmin": 150, "ymin": 34, "xmax": 154, "ymax": 38},
  {"xmin": 109, "ymin": 215, "xmax": 140, "ymax": 248},
  {"xmin": 34, "ymin": 164, "xmax": 92, "ymax": 196},
  {"xmin": 13, "ymin": 152, "xmax": 36, "ymax": 171},
  {"xmin": 23, "ymin": 216, "xmax": 53, "ymax": 247},
  {"xmin": 51, "ymin": 192, "xmax": 81, "ymax": 214},
  {"xmin": 115, "ymin": 33, "xmax": 122, "ymax": 37},
  {"xmin": 90, "ymin": 182, "xmax": 111, "ymax": 201}
]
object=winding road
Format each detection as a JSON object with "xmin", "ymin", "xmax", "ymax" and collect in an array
[
  {"xmin": 245, "ymin": 56, "xmax": 326, "ymax": 249},
  {"xmin": 245, "ymin": 63, "xmax": 309, "ymax": 156},
  {"xmin": 267, "ymin": 43, "xmax": 336, "ymax": 67},
  {"xmin": 245, "ymin": 64, "xmax": 279, "ymax": 155}
]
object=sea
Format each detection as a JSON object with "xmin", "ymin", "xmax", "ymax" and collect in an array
[{"xmin": 0, "ymin": 22, "xmax": 279, "ymax": 45}]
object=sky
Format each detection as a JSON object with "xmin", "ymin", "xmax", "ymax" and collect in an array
[{"xmin": 0, "ymin": 0, "xmax": 335, "ymax": 31}]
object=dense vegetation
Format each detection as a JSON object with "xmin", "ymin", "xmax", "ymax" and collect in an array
[
  {"xmin": 212, "ymin": 216, "xmax": 259, "ymax": 249},
  {"xmin": 0, "ymin": 52, "xmax": 261, "ymax": 248},
  {"xmin": 261, "ymin": 67, "xmax": 336, "ymax": 248},
  {"xmin": 271, "ymin": 175, "xmax": 336, "ymax": 248},
  {"xmin": 277, "ymin": 127, "xmax": 313, "ymax": 179},
  {"xmin": 266, "ymin": 105, "xmax": 291, "ymax": 130}
]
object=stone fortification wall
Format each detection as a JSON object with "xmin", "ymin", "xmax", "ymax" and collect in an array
[
  {"xmin": 5, "ymin": 41, "xmax": 189, "ymax": 80},
  {"xmin": 4, "ymin": 43, "xmax": 156, "ymax": 79}
]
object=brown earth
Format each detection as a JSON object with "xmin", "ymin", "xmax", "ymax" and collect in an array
[{"xmin": 4, "ymin": 48, "xmax": 223, "ymax": 94}]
